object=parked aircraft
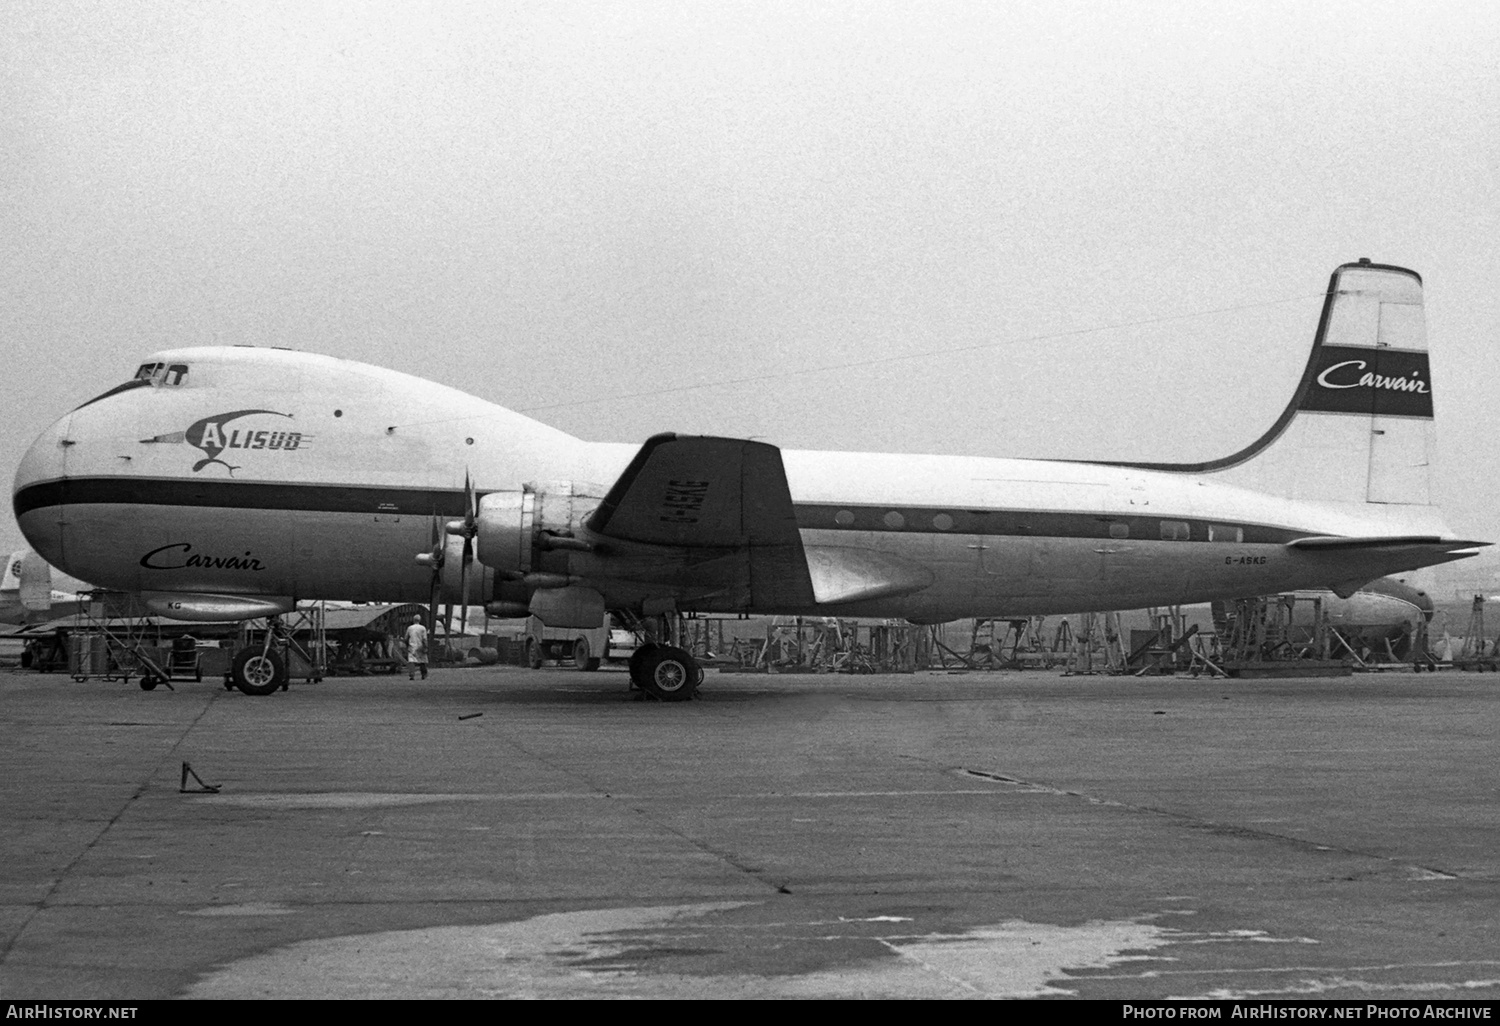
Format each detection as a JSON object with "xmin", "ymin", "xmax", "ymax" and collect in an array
[
  {"xmin": 1212, "ymin": 575, "xmax": 1434, "ymax": 662},
  {"xmin": 10, "ymin": 261, "xmax": 1485, "ymax": 697},
  {"xmin": 0, "ymin": 549, "xmax": 85, "ymax": 625}
]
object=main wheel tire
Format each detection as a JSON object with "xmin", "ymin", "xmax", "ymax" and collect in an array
[
  {"xmin": 627, "ymin": 643, "xmax": 659, "ymax": 690},
  {"xmin": 525, "ymin": 638, "xmax": 543, "ymax": 669},
  {"xmin": 231, "ymin": 648, "xmax": 286, "ymax": 696},
  {"xmin": 638, "ymin": 645, "xmax": 699, "ymax": 702}
]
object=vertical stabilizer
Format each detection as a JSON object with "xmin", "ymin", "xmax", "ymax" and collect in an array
[
  {"xmin": 1103, "ymin": 261, "xmax": 1438, "ymax": 510},
  {"xmin": 1231, "ymin": 260, "xmax": 1434, "ymax": 505},
  {"xmin": 1, "ymin": 551, "xmax": 22, "ymax": 594},
  {"xmin": 16, "ymin": 550, "xmax": 54, "ymax": 611}
]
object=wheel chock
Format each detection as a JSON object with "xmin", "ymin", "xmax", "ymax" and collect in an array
[{"xmin": 179, "ymin": 761, "xmax": 221, "ymax": 794}]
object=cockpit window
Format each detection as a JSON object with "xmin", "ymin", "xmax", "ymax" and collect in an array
[
  {"xmin": 73, "ymin": 362, "xmax": 190, "ymax": 411},
  {"xmin": 134, "ymin": 362, "xmax": 188, "ymax": 386}
]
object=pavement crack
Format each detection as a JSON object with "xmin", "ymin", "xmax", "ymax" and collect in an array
[
  {"xmin": 955, "ymin": 766, "xmax": 1464, "ymax": 882},
  {"xmin": 0, "ymin": 689, "xmax": 228, "ymax": 965},
  {"xmin": 486, "ymin": 728, "xmax": 792, "ymax": 895}
]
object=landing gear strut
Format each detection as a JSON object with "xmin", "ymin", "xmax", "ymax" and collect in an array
[{"xmin": 629, "ymin": 643, "xmax": 701, "ymax": 701}]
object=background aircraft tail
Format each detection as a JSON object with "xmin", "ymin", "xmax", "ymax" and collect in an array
[
  {"xmin": 1, "ymin": 551, "xmax": 23, "ymax": 594},
  {"xmin": 2, "ymin": 548, "xmax": 55, "ymax": 611},
  {"xmin": 1110, "ymin": 260, "xmax": 1439, "ymax": 510}
]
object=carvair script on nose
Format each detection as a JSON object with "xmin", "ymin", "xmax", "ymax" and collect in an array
[{"xmin": 140, "ymin": 543, "xmax": 266, "ymax": 571}]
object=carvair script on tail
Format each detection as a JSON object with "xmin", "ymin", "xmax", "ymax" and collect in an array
[{"xmin": 141, "ymin": 410, "xmax": 307, "ymax": 474}]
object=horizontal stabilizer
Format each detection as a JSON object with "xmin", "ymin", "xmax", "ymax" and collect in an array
[{"xmin": 1286, "ymin": 535, "xmax": 1488, "ymax": 552}]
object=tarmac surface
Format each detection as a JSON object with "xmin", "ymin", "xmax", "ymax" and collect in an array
[{"xmin": 1, "ymin": 662, "xmax": 1497, "ymax": 1000}]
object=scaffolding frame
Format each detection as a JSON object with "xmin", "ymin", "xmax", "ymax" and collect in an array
[{"xmin": 66, "ymin": 591, "xmax": 172, "ymax": 689}]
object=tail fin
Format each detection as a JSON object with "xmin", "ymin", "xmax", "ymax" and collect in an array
[
  {"xmin": 1106, "ymin": 260, "xmax": 1437, "ymax": 508},
  {"xmin": 1, "ymin": 551, "xmax": 22, "ymax": 593},
  {"xmin": 2, "ymin": 549, "xmax": 54, "ymax": 611}
]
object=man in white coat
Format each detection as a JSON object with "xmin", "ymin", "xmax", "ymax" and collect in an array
[{"xmin": 405, "ymin": 614, "xmax": 429, "ymax": 680}]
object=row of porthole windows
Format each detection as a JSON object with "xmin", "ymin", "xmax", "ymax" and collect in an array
[
  {"xmin": 831, "ymin": 509, "xmax": 1245, "ymax": 544},
  {"xmin": 833, "ymin": 509, "xmax": 957, "ymax": 531}
]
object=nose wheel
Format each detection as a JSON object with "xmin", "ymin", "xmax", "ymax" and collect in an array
[
  {"xmin": 230, "ymin": 647, "xmax": 288, "ymax": 696},
  {"xmin": 629, "ymin": 644, "xmax": 702, "ymax": 701}
]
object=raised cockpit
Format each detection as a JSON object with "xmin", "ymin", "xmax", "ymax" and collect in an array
[
  {"xmin": 134, "ymin": 361, "xmax": 190, "ymax": 386},
  {"xmin": 72, "ymin": 360, "xmax": 191, "ymax": 411}
]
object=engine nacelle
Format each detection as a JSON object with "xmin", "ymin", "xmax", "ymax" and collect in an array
[
  {"xmin": 475, "ymin": 491, "xmax": 535, "ymax": 576},
  {"xmin": 476, "ymin": 482, "xmax": 605, "ymax": 577},
  {"xmin": 484, "ymin": 600, "xmax": 531, "ymax": 619}
]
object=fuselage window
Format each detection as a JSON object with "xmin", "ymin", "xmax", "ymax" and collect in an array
[
  {"xmin": 1160, "ymin": 520, "xmax": 1190, "ymax": 542},
  {"xmin": 834, "ymin": 509, "xmax": 855, "ymax": 527},
  {"xmin": 1208, "ymin": 524, "xmax": 1243, "ymax": 543},
  {"xmin": 1108, "ymin": 522, "xmax": 1130, "ymax": 540},
  {"xmin": 932, "ymin": 513, "xmax": 954, "ymax": 531}
]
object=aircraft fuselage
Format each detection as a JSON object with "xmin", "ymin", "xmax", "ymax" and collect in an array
[{"xmin": 12, "ymin": 346, "xmax": 1462, "ymax": 623}]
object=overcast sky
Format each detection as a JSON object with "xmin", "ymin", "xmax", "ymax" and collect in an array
[{"xmin": 3, "ymin": 1, "xmax": 1497, "ymax": 587}]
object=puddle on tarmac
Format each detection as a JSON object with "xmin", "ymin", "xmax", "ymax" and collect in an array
[{"xmin": 184, "ymin": 902, "xmax": 1181, "ymax": 999}]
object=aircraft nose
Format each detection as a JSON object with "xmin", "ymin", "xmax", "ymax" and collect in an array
[
  {"xmin": 12, "ymin": 414, "xmax": 72, "ymax": 570},
  {"xmin": 1413, "ymin": 590, "xmax": 1435, "ymax": 621}
]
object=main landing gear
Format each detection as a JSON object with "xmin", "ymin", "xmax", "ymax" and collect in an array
[{"xmin": 627, "ymin": 643, "xmax": 703, "ymax": 702}]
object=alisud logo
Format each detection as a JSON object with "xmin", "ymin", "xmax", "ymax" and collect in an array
[{"xmin": 141, "ymin": 409, "xmax": 310, "ymax": 474}]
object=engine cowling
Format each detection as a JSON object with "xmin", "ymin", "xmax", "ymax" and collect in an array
[
  {"xmin": 475, "ymin": 482, "xmax": 604, "ymax": 577},
  {"xmin": 476, "ymin": 483, "xmax": 607, "ymax": 627},
  {"xmin": 475, "ymin": 490, "xmax": 535, "ymax": 576}
]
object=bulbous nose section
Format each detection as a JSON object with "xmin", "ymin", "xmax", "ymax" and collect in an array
[
  {"xmin": 1412, "ymin": 589, "xmax": 1435, "ymax": 622},
  {"xmin": 12, "ymin": 414, "xmax": 72, "ymax": 571}
]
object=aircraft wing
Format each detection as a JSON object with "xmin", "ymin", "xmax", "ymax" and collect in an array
[
  {"xmin": 584, "ymin": 433, "xmax": 819, "ymax": 608},
  {"xmin": 587, "ymin": 433, "xmax": 803, "ymax": 548}
]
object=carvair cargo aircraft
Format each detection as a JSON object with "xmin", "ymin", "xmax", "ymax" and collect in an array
[{"xmin": 10, "ymin": 260, "xmax": 1486, "ymax": 697}]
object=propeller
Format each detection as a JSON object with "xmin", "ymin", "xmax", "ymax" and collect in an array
[
  {"xmin": 415, "ymin": 516, "xmax": 445, "ymax": 636},
  {"xmin": 415, "ymin": 473, "xmax": 480, "ymax": 644},
  {"xmin": 445, "ymin": 471, "xmax": 479, "ymax": 636}
]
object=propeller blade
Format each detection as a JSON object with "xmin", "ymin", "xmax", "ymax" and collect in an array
[
  {"xmin": 460, "ymin": 471, "xmax": 476, "ymax": 637},
  {"xmin": 428, "ymin": 515, "xmax": 444, "ymax": 636},
  {"xmin": 459, "ymin": 553, "xmax": 471, "ymax": 635}
]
